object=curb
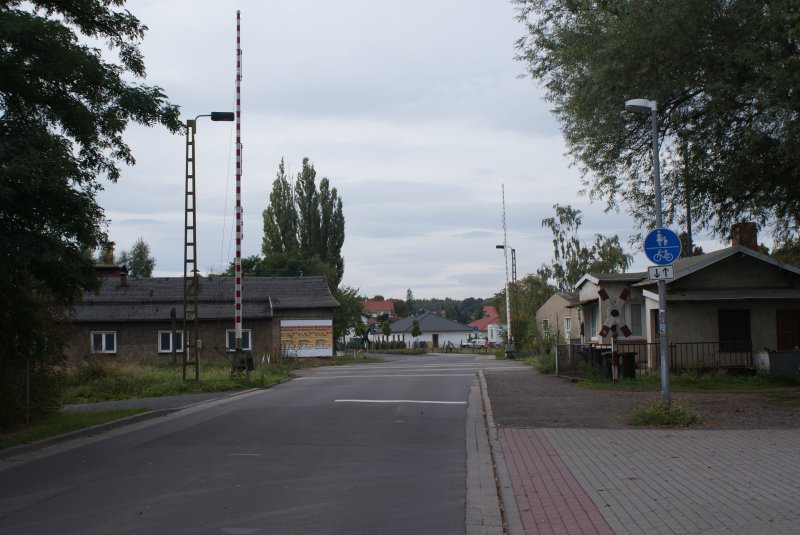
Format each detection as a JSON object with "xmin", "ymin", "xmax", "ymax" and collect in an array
[{"xmin": 479, "ymin": 369, "xmax": 524, "ymax": 535}]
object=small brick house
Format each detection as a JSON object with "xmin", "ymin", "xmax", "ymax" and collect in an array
[{"xmin": 65, "ymin": 275, "xmax": 340, "ymax": 362}]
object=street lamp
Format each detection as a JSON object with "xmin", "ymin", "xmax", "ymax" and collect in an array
[
  {"xmin": 496, "ymin": 244, "xmax": 516, "ymax": 359},
  {"xmin": 624, "ymin": 98, "xmax": 671, "ymax": 403},
  {"xmin": 182, "ymin": 111, "xmax": 234, "ymax": 381}
]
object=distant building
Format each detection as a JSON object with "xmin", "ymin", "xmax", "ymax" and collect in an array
[{"xmin": 65, "ymin": 275, "xmax": 340, "ymax": 361}]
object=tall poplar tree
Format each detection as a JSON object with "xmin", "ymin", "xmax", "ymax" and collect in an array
[{"xmin": 261, "ymin": 157, "xmax": 345, "ymax": 286}]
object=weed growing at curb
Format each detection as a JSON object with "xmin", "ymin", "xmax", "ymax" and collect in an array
[{"xmin": 628, "ymin": 399, "xmax": 699, "ymax": 427}]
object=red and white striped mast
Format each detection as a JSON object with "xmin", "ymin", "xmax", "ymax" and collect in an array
[{"xmin": 234, "ymin": 10, "xmax": 243, "ymax": 352}]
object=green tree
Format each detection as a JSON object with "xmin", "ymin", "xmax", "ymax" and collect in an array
[
  {"xmin": 405, "ymin": 288, "xmax": 415, "ymax": 315},
  {"xmin": 380, "ymin": 320, "xmax": 391, "ymax": 337},
  {"xmin": 261, "ymin": 157, "xmax": 345, "ymax": 286},
  {"xmin": 332, "ymin": 285, "xmax": 365, "ymax": 346},
  {"xmin": 514, "ymin": 0, "xmax": 800, "ymax": 242},
  {"xmin": 117, "ymin": 237, "xmax": 155, "ymax": 277},
  {"xmin": 772, "ymin": 240, "xmax": 800, "ymax": 268},
  {"xmin": 542, "ymin": 204, "xmax": 632, "ymax": 291},
  {"xmin": 411, "ymin": 319, "xmax": 421, "ymax": 338},
  {"xmin": 494, "ymin": 267, "xmax": 555, "ymax": 354},
  {"xmin": 0, "ymin": 1, "xmax": 180, "ymax": 427}
]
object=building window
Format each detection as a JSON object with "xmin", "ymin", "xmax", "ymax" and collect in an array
[
  {"xmin": 226, "ymin": 329, "xmax": 252, "ymax": 351},
  {"xmin": 628, "ymin": 303, "xmax": 643, "ymax": 337},
  {"xmin": 718, "ymin": 310, "xmax": 751, "ymax": 351},
  {"xmin": 587, "ymin": 304, "xmax": 598, "ymax": 338},
  {"xmin": 564, "ymin": 317, "xmax": 572, "ymax": 336},
  {"xmin": 158, "ymin": 331, "xmax": 184, "ymax": 353},
  {"xmin": 91, "ymin": 331, "xmax": 116, "ymax": 354},
  {"xmin": 541, "ymin": 319, "xmax": 549, "ymax": 334}
]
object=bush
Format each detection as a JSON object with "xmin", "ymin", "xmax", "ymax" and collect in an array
[
  {"xmin": 529, "ymin": 354, "xmax": 556, "ymax": 374},
  {"xmin": 628, "ymin": 399, "xmax": 699, "ymax": 427}
]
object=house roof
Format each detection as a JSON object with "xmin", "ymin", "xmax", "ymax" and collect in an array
[
  {"xmin": 71, "ymin": 276, "xmax": 339, "ymax": 322},
  {"xmin": 634, "ymin": 245, "xmax": 800, "ymax": 287},
  {"xmin": 576, "ymin": 272, "xmax": 648, "ymax": 288},
  {"xmin": 390, "ymin": 312, "xmax": 470, "ymax": 334},
  {"xmin": 468, "ymin": 306, "xmax": 500, "ymax": 331},
  {"xmin": 362, "ymin": 299, "xmax": 395, "ymax": 315}
]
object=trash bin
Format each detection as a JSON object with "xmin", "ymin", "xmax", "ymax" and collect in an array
[
  {"xmin": 595, "ymin": 350, "xmax": 612, "ymax": 379},
  {"xmin": 620, "ymin": 352, "xmax": 637, "ymax": 380}
]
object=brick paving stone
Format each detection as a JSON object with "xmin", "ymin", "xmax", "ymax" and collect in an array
[{"xmin": 500, "ymin": 428, "xmax": 616, "ymax": 535}]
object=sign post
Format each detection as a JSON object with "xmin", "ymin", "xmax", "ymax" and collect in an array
[{"xmin": 643, "ymin": 227, "xmax": 681, "ymax": 401}]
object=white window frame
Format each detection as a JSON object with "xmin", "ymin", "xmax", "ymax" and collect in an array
[
  {"xmin": 564, "ymin": 317, "xmax": 572, "ymax": 336},
  {"xmin": 541, "ymin": 318, "xmax": 549, "ymax": 333},
  {"xmin": 158, "ymin": 330, "xmax": 184, "ymax": 353},
  {"xmin": 90, "ymin": 331, "xmax": 117, "ymax": 354},
  {"xmin": 226, "ymin": 329, "xmax": 252, "ymax": 351}
]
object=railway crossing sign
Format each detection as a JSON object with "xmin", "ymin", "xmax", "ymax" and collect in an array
[
  {"xmin": 644, "ymin": 228, "xmax": 681, "ymax": 266},
  {"xmin": 598, "ymin": 287, "xmax": 632, "ymax": 339}
]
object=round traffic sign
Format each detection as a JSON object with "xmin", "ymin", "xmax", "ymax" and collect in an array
[{"xmin": 644, "ymin": 228, "xmax": 681, "ymax": 265}]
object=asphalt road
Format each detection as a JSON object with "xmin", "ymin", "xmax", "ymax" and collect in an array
[{"xmin": 0, "ymin": 354, "xmax": 526, "ymax": 535}]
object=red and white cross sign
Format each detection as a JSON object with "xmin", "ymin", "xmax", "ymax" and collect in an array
[{"xmin": 598, "ymin": 287, "xmax": 632, "ymax": 338}]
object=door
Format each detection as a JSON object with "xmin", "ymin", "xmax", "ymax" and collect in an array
[
  {"xmin": 432, "ymin": 334, "xmax": 439, "ymax": 348},
  {"xmin": 777, "ymin": 310, "xmax": 800, "ymax": 350}
]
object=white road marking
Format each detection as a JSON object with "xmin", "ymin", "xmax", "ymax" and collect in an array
[
  {"xmin": 296, "ymin": 374, "xmax": 477, "ymax": 379},
  {"xmin": 334, "ymin": 399, "xmax": 467, "ymax": 405}
]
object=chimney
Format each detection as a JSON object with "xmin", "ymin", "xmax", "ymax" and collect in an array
[
  {"xmin": 119, "ymin": 265, "xmax": 128, "ymax": 288},
  {"xmin": 730, "ymin": 222, "xmax": 758, "ymax": 251},
  {"xmin": 102, "ymin": 242, "xmax": 116, "ymax": 265}
]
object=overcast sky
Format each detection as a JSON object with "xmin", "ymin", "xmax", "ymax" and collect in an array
[{"xmin": 99, "ymin": 0, "xmax": 722, "ymax": 300}]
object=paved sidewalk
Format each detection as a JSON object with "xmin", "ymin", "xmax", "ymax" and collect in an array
[{"xmin": 483, "ymin": 369, "xmax": 800, "ymax": 535}]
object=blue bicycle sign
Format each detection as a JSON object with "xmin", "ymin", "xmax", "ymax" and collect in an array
[{"xmin": 644, "ymin": 228, "xmax": 681, "ymax": 265}]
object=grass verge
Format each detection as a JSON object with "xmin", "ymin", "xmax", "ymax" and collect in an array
[
  {"xmin": 61, "ymin": 356, "xmax": 383, "ymax": 405},
  {"xmin": 0, "ymin": 409, "xmax": 149, "ymax": 450},
  {"xmin": 628, "ymin": 399, "xmax": 699, "ymax": 427},
  {"xmin": 578, "ymin": 370, "xmax": 800, "ymax": 403}
]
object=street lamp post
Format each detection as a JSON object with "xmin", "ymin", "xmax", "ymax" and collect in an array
[
  {"xmin": 624, "ymin": 98, "xmax": 671, "ymax": 403},
  {"xmin": 496, "ymin": 244, "xmax": 515, "ymax": 359},
  {"xmin": 182, "ymin": 111, "xmax": 234, "ymax": 381}
]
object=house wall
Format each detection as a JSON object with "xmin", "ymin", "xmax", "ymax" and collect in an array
[
  {"xmin": 667, "ymin": 300, "xmax": 800, "ymax": 350},
  {"xmin": 63, "ymin": 318, "xmax": 273, "ymax": 362},
  {"xmin": 404, "ymin": 331, "xmax": 469, "ymax": 348},
  {"xmin": 535, "ymin": 294, "xmax": 581, "ymax": 342},
  {"xmin": 64, "ymin": 308, "xmax": 336, "ymax": 363}
]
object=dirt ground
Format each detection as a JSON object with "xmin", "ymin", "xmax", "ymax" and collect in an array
[{"xmin": 483, "ymin": 368, "xmax": 800, "ymax": 429}]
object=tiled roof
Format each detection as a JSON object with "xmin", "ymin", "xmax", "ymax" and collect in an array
[
  {"xmin": 362, "ymin": 300, "xmax": 395, "ymax": 314},
  {"xmin": 71, "ymin": 276, "xmax": 339, "ymax": 322},
  {"xmin": 390, "ymin": 312, "xmax": 470, "ymax": 334}
]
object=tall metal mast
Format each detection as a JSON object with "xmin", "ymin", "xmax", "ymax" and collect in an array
[
  {"xmin": 234, "ymin": 10, "xmax": 244, "ymax": 353},
  {"xmin": 501, "ymin": 185, "xmax": 513, "ymax": 357}
]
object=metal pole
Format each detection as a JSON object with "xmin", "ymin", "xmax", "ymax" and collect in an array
[{"xmin": 651, "ymin": 105, "xmax": 671, "ymax": 403}]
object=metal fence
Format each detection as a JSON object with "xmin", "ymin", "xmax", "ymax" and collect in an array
[{"xmin": 556, "ymin": 340, "xmax": 754, "ymax": 379}]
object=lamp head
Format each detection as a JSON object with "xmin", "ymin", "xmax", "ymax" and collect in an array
[
  {"xmin": 496, "ymin": 245, "xmax": 505, "ymax": 249},
  {"xmin": 211, "ymin": 112, "xmax": 235, "ymax": 121},
  {"xmin": 624, "ymin": 99, "xmax": 656, "ymax": 114}
]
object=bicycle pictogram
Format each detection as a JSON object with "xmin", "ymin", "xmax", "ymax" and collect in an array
[{"xmin": 653, "ymin": 249, "xmax": 674, "ymax": 263}]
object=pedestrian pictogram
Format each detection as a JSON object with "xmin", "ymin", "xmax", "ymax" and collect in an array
[{"xmin": 644, "ymin": 228, "xmax": 681, "ymax": 266}]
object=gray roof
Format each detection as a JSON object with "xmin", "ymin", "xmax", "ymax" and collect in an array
[
  {"xmin": 634, "ymin": 245, "xmax": 800, "ymax": 287},
  {"xmin": 390, "ymin": 312, "xmax": 470, "ymax": 334},
  {"xmin": 71, "ymin": 276, "xmax": 339, "ymax": 322},
  {"xmin": 556, "ymin": 291, "xmax": 579, "ymax": 306}
]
